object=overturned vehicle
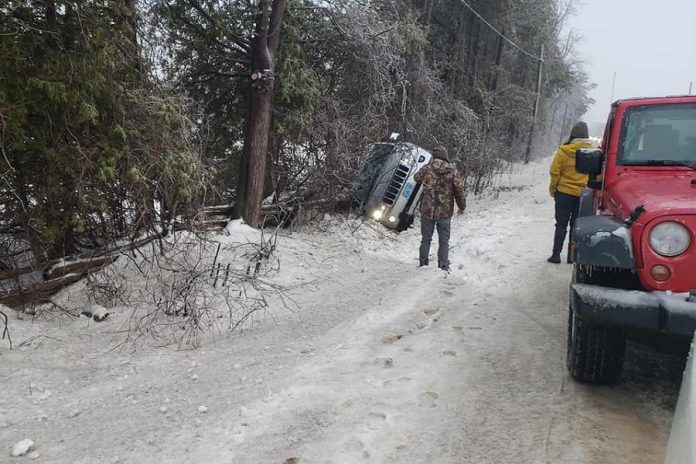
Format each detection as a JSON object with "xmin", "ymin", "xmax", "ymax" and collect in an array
[{"xmin": 353, "ymin": 140, "xmax": 431, "ymax": 232}]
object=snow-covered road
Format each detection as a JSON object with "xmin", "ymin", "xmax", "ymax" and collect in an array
[{"xmin": 0, "ymin": 160, "xmax": 684, "ymax": 463}]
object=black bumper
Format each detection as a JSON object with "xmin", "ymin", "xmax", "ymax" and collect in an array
[{"xmin": 571, "ymin": 284, "xmax": 696, "ymax": 338}]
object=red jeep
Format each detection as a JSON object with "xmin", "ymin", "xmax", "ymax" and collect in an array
[{"xmin": 567, "ymin": 95, "xmax": 696, "ymax": 384}]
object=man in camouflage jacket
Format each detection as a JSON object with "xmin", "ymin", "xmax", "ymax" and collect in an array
[{"xmin": 414, "ymin": 146, "xmax": 466, "ymax": 270}]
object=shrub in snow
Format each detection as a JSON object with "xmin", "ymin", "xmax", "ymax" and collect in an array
[{"xmin": 85, "ymin": 231, "xmax": 288, "ymax": 347}]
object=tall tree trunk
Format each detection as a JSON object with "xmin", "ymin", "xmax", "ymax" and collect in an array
[
  {"xmin": 45, "ymin": 0, "xmax": 56, "ymax": 30},
  {"xmin": 450, "ymin": 16, "xmax": 467, "ymax": 98},
  {"xmin": 489, "ymin": 28, "xmax": 504, "ymax": 92},
  {"xmin": 13, "ymin": 159, "xmax": 47, "ymax": 264},
  {"xmin": 422, "ymin": 0, "xmax": 435, "ymax": 25},
  {"xmin": 240, "ymin": 0, "xmax": 287, "ymax": 227},
  {"xmin": 233, "ymin": 117, "xmax": 250, "ymax": 219},
  {"xmin": 467, "ymin": 22, "xmax": 481, "ymax": 91},
  {"xmin": 244, "ymin": 86, "xmax": 273, "ymax": 227},
  {"xmin": 49, "ymin": 184, "xmax": 78, "ymax": 259}
]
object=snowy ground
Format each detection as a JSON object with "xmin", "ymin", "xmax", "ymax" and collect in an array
[{"xmin": 0, "ymin": 159, "xmax": 685, "ymax": 464}]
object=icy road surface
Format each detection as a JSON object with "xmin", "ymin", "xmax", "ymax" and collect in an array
[{"xmin": 0, "ymin": 160, "xmax": 684, "ymax": 463}]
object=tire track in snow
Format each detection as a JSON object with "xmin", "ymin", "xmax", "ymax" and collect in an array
[{"xmin": 222, "ymin": 269, "xmax": 466, "ymax": 463}]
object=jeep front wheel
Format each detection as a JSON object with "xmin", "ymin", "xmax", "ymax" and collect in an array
[{"xmin": 566, "ymin": 266, "xmax": 626, "ymax": 384}]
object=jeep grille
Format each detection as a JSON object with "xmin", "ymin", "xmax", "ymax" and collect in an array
[{"xmin": 382, "ymin": 164, "xmax": 410, "ymax": 206}]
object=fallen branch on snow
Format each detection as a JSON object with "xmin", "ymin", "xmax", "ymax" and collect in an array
[{"xmin": 0, "ymin": 309, "xmax": 11, "ymax": 349}]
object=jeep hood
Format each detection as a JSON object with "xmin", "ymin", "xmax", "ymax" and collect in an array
[{"xmin": 606, "ymin": 173, "xmax": 696, "ymax": 222}]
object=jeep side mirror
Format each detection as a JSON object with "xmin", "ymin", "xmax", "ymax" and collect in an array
[{"xmin": 576, "ymin": 148, "xmax": 604, "ymax": 189}]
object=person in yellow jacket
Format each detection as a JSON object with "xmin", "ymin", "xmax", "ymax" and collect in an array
[{"xmin": 548, "ymin": 122, "xmax": 596, "ymax": 264}]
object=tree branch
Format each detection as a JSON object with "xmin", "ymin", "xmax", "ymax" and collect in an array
[{"xmin": 185, "ymin": 0, "xmax": 253, "ymax": 55}]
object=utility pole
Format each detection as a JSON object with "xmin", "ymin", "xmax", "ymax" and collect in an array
[{"xmin": 524, "ymin": 43, "xmax": 544, "ymax": 164}]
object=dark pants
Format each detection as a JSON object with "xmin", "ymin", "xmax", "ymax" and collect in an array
[
  {"xmin": 420, "ymin": 217, "xmax": 451, "ymax": 266},
  {"xmin": 553, "ymin": 192, "xmax": 580, "ymax": 256}
]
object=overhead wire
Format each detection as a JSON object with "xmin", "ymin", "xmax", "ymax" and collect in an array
[{"xmin": 455, "ymin": 0, "xmax": 544, "ymax": 62}]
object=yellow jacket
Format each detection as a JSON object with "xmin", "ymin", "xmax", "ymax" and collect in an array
[{"xmin": 549, "ymin": 139, "xmax": 596, "ymax": 197}]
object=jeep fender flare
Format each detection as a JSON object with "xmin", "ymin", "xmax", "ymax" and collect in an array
[{"xmin": 572, "ymin": 215, "xmax": 635, "ymax": 270}]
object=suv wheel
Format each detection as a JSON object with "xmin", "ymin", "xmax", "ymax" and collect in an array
[
  {"xmin": 566, "ymin": 265, "xmax": 626, "ymax": 384},
  {"xmin": 395, "ymin": 213, "xmax": 414, "ymax": 232}
]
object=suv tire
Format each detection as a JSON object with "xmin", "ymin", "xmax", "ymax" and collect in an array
[
  {"xmin": 566, "ymin": 265, "xmax": 626, "ymax": 384},
  {"xmin": 395, "ymin": 213, "xmax": 414, "ymax": 232}
]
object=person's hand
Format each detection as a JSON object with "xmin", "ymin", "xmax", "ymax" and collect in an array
[{"xmin": 457, "ymin": 208, "xmax": 465, "ymax": 216}]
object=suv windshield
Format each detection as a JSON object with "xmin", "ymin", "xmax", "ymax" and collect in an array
[{"xmin": 618, "ymin": 103, "xmax": 696, "ymax": 168}]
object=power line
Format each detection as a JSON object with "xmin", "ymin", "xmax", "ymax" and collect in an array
[{"xmin": 455, "ymin": 0, "xmax": 543, "ymax": 62}]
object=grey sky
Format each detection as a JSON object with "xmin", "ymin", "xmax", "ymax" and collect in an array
[{"xmin": 567, "ymin": 0, "xmax": 696, "ymax": 131}]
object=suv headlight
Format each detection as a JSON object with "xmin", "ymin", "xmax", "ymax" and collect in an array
[
  {"xmin": 649, "ymin": 221, "xmax": 691, "ymax": 257},
  {"xmin": 400, "ymin": 152, "xmax": 412, "ymax": 164}
]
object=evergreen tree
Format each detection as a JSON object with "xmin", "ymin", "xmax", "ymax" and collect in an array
[{"xmin": 0, "ymin": 1, "xmax": 209, "ymax": 263}]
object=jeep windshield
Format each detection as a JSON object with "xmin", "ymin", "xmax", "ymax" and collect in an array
[{"xmin": 617, "ymin": 103, "xmax": 696, "ymax": 169}]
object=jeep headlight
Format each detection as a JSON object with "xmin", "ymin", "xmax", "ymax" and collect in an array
[
  {"xmin": 649, "ymin": 221, "xmax": 691, "ymax": 257},
  {"xmin": 372, "ymin": 209, "xmax": 383, "ymax": 221},
  {"xmin": 400, "ymin": 152, "xmax": 412, "ymax": 164}
]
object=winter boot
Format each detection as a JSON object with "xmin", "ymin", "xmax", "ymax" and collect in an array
[
  {"xmin": 547, "ymin": 253, "xmax": 561, "ymax": 264},
  {"xmin": 420, "ymin": 259, "xmax": 429, "ymax": 267}
]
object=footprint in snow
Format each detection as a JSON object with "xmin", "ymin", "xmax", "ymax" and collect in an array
[
  {"xmin": 342, "ymin": 436, "xmax": 370, "ymax": 459},
  {"xmin": 417, "ymin": 391, "xmax": 439, "ymax": 408},
  {"xmin": 383, "ymin": 376, "xmax": 412, "ymax": 387},
  {"xmin": 382, "ymin": 334, "xmax": 403, "ymax": 344},
  {"xmin": 365, "ymin": 411, "xmax": 388, "ymax": 431},
  {"xmin": 423, "ymin": 308, "xmax": 440, "ymax": 317}
]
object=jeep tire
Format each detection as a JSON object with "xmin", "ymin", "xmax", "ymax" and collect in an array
[{"xmin": 566, "ymin": 265, "xmax": 626, "ymax": 384}]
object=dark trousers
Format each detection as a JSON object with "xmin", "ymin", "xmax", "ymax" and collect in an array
[
  {"xmin": 420, "ymin": 217, "xmax": 451, "ymax": 266},
  {"xmin": 553, "ymin": 192, "xmax": 580, "ymax": 256}
]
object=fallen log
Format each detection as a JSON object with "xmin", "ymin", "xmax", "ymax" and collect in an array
[
  {"xmin": 0, "ymin": 259, "xmax": 60, "ymax": 282},
  {"xmin": 195, "ymin": 219, "xmax": 230, "ymax": 231},
  {"xmin": 44, "ymin": 255, "xmax": 117, "ymax": 281},
  {"xmin": 0, "ymin": 273, "xmax": 89, "ymax": 308},
  {"xmin": 0, "ymin": 232, "xmax": 163, "ymax": 283},
  {"xmin": 201, "ymin": 204, "xmax": 235, "ymax": 216}
]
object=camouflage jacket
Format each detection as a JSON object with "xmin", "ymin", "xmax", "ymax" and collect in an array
[{"xmin": 414, "ymin": 159, "xmax": 466, "ymax": 221}]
